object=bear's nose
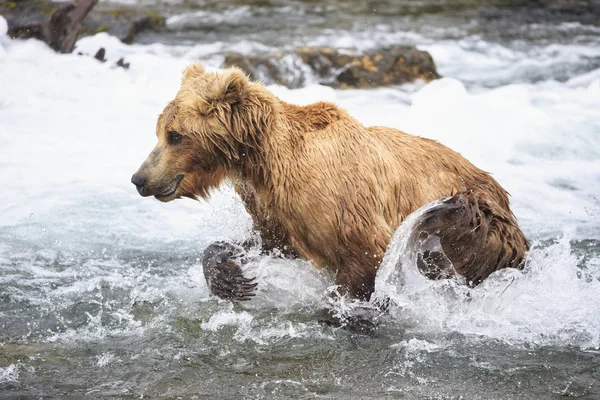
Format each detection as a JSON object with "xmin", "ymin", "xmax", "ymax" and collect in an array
[{"xmin": 131, "ymin": 172, "xmax": 147, "ymax": 195}]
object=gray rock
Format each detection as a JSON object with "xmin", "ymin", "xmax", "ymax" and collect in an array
[{"xmin": 224, "ymin": 47, "xmax": 441, "ymax": 89}]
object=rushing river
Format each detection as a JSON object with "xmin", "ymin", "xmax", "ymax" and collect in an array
[{"xmin": 1, "ymin": 1, "xmax": 600, "ymax": 398}]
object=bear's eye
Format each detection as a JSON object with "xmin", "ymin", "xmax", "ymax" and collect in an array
[{"xmin": 168, "ymin": 131, "xmax": 182, "ymax": 145}]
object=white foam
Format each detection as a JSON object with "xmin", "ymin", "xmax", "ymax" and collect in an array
[
  {"xmin": 391, "ymin": 338, "xmax": 443, "ymax": 354},
  {"xmin": 376, "ymin": 204, "xmax": 600, "ymax": 350},
  {"xmin": 0, "ymin": 15, "xmax": 7, "ymax": 37},
  {"xmin": 96, "ymin": 352, "xmax": 119, "ymax": 367},
  {"xmin": 200, "ymin": 309, "xmax": 253, "ymax": 331},
  {"xmin": 200, "ymin": 306, "xmax": 331, "ymax": 345},
  {"xmin": 269, "ymin": 84, "xmax": 337, "ymax": 105},
  {"xmin": 0, "ymin": 32, "xmax": 598, "ymax": 348},
  {"xmin": 241, "ymin": 254, "xmax": 332, "ymax": 310},
  {"xmin": 0, "ymin": 364, "xmax": 19, "ymax": 385}
]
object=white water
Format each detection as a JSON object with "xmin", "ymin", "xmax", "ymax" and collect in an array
[
  {"xmin": 1, "ymin": 16, "xmax": 599, "ymax": 354},
  {"xmin": 375, "ymin": 203, "xmax": 600, "ymax": 350}
]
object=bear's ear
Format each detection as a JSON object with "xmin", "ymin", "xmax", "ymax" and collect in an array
[
  {"xmin": 216, "ymin": 68, "xmax": 247, "ymax": 105},
  {"xmin": 182, "ymin": 63, "xmax": 206, "ymax": 82}
]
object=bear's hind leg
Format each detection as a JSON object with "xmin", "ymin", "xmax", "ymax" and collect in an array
[
  {"xmin": 318, "ymin": 257, "xmax": 385, "ymax": 332},
  {"xmin": 202, "ymin": 241, "xmax": 257, "ymax": 301},
  {"xmin": 410, "ymin": 192, "xmax": 529, "ymax": 285}
]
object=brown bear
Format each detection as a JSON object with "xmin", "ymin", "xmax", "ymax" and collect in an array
[{"xmin": 131, "ymin": 64, "xmax": 529, "ymax": 303}]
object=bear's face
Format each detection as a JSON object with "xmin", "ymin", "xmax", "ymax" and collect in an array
[
  {"xmin": 132, "ymin": 64, "xmax": 269, "ymax": 202},
  {"xmin": 130, "ymin": 100, "xmax": 225, "ymax": 202}
]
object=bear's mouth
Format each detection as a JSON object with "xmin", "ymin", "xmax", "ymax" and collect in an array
[{"xmin": 154, "ymin": 174, "xmax": 184, "ymax": 201}]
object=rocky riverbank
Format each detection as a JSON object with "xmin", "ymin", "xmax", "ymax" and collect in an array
[
  {"xmin": 0, "ymin": 0, "xmax": 443, "ymax": 88},
  {"xmin": 2, "ymin": 0, "xmax": 599, "ymax": 88},
  {"xmin": 1, "ymin": 0, "xmax": 165, "ymax": 48}
]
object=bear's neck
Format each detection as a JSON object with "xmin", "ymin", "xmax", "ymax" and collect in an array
[{"xmin": 232, "ymin": 100, "xmax": 345, "ymax": 194}]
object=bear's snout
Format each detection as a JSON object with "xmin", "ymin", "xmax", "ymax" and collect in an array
[{"xmin": 131, "ymin": 171, "xmax": 149, "ymax": 196}]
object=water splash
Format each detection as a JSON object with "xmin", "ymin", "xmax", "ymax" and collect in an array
[
  {"xmin": 0, "ymin": 364, "xmax": 19, "ymax": 389},
  {"xmin": 375, "ymin": 203, "xmax": 600, "ymax": 350}
]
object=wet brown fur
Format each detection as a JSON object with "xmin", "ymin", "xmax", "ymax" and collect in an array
[{"xmin": 143, "ymin": 64, "xmax": 529, "ymax": 299}]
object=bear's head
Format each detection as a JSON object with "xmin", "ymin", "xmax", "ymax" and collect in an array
[{"xmin": 131, "ymin": 64, "xmax": 273, "ymax": 202}]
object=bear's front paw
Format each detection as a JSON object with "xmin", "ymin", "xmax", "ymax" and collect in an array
[
  {"xmin": 202, "ymin": 241, "xmax": 257, "ymax": 301},
  {"xmin": 207, "ymin": 259, "xmax": 257, "ymax": 301}
]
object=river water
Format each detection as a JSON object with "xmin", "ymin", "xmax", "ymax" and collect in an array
[{"xmin": 1, "ymin": 1, "xmax": 599, "ymax": 398}]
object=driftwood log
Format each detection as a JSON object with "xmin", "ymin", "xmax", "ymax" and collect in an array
[{"xmin": 8, "ymin": 0, "xmax": 98, "ymax": 53}]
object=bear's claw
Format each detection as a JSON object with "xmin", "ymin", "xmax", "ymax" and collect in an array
[{"xmin": 202, "ymin": 241, "xmax": 257, "ymax": 301}]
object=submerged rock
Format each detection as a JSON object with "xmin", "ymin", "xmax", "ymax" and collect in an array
[
  {"xmin": 94, "ymin": 47, "xmax": 105, "ymax": 62},
  {"xmin": 116, "ymin": 57, "xmax": 130, "ymax": 69},
  {"xmin": 91, "ymin": 47, "xmax": 130, "ymax": 69},
  {"xmin": 223, "ymin": 46, "xmax": 441, "ymax": 89},
  {"xmin": 299, "ymin": 46, "xmax": 441, "ymax": 89},
  {"xmin": 223, "ymin": 52, "xmax": 313, "ymax": 89}
]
